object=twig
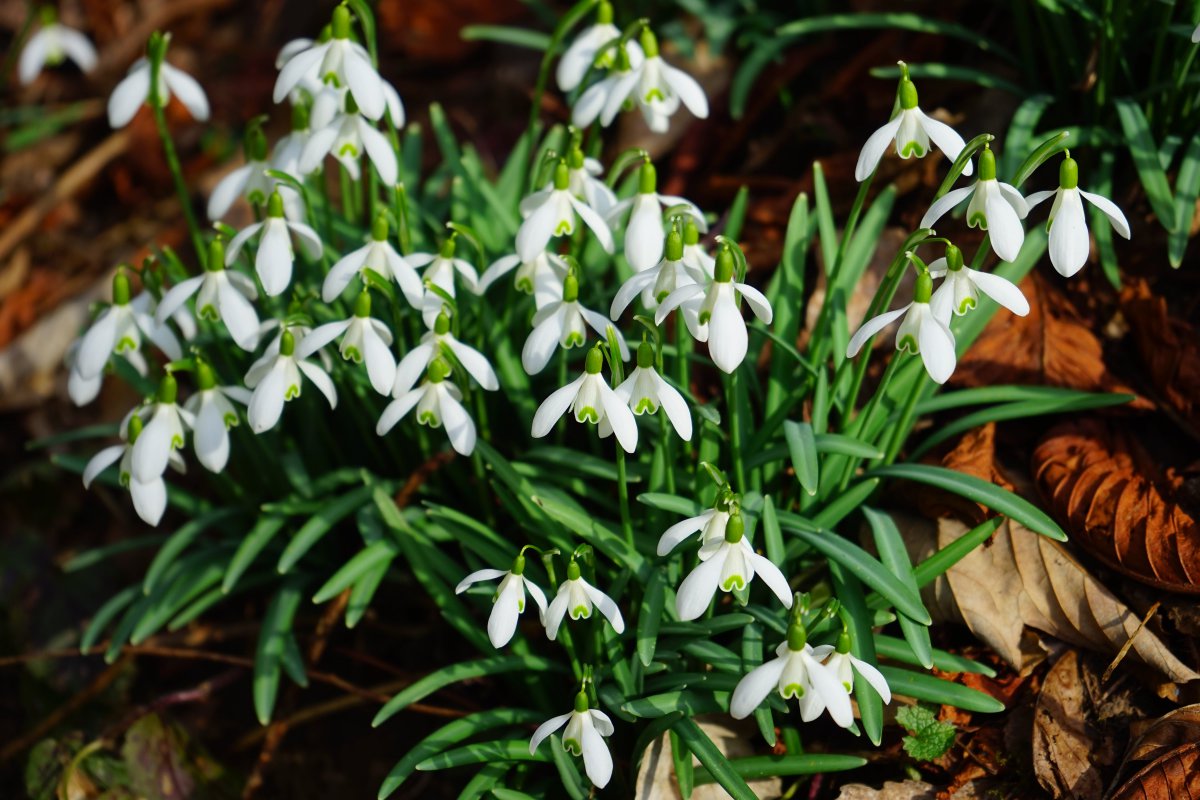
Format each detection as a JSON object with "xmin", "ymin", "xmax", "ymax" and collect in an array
[
  {"xmin": 1102, "ymin": 600, "xmax": 1161, "ymax": 684},
  {"xmin": 102, "ymin": 667, "xmax": 243, "ymax": 742}
]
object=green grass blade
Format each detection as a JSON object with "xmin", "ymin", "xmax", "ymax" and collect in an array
[
  {"xmin": 224, "ymin": 515, "xmax": 286, "ymax": 593},
  {"xmin": 254, "ymin": 578, "xmax": 305, "ymax": 724},
  {"xmin": 1114, "ymin": 98, "xmax": 1176, "ymax": 228},
  {"xmin": 693, "ymin": 754, "xmax": 867, "ymax": 783},
  {"xmin": 637, "ymin": 568, "xmax": 667, "ymax": 667},
  {"xmin": 878, "ymin": 665, "xmax": 1004, "ymax": 713},
  {"xmin": 277, "ymin": 485, "xmax": 373, "ymax": 573},
  {"xmin": 863, "ymin": 507, "xmax": 933, "ymax": 669},
  {"xmin": 671, "ymin": 717, "xmax": 757, "ymax": 800},
  {"xmin": 415, "ymin": 740, "xmax": 548, "ymax": 771}
]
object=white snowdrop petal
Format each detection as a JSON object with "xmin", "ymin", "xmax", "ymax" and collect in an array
[
  {"xmin": 343, "ymin": 46, "xmax": 385, "ymax": 120},
  {"xmin": 730, "ymin": 657, "xmax": 787, "ymax": 719},
  {"xmin": 1079, "ymin": 189, "xmax": 1132, "ymax": 239},
  {"xmin": 707, "ymin": 288, "xmax": 748, "ymax": 374},
  {"xmin": 130, "ymin": 477, "xmax": 168, "ymax": 526},
  {"xmin": 288, "ymin": 221, "xmax": 324, "ymax": 261},
  {"xmin": 194, "ymin": 397, "xmax": 232, "ymax": 472},
  {"xmin": 854, "ymin": 117, "xmax": 903, "ymax": 181},
  {"xmin": 657, "ymin": 511, "xmax": 713, "ymax": 556},
  {"xmin": 580, "ymin": 720, "xmax": 613, "ymax": 788},
  {"xmin": 225, "ymin": 222, "xmax": 263, "ymax": 264},
  {"xmin": 207, "ymin": 164, "xmax": 253, "ymax": 221},
  {"xmin": 274, "ymin": 43, "xmax": 328, "ymax": 103},
  {"xmin": 625, "ymin": 197, "xmax": 665, "ymax": 271},
  {"xmin": 568, "ymin": 196, "xmax": 614, "ymax": 254},
  {"xmin": 653, "ymin": 373, "xmax": 692, "ymax": 441},
  {"xmin": 249, "ymin": 364, "xmax": 287, "ymax": 433},
  {"xmin": 918, "ymin": 315, "xmax": 957, "ymax": 385},
  {"xmin": 919, "ymin": 185, "xmax": 974, "ymax": 230},
  {"xmin": 376, "ymin": 388, "xmax": 423, "ymax": 435},
  {"xmin": 851, "ymin": 655, "xmax": 892, "ymax": 704},
  {"xmin": 216, "ymin": 277, "xmax": 261, "ymax": 349},
  {"xmin": 447, "ymin": 339, "xmax": 498, "ymax": 391},
  {"xmin": 439, "ymin": 390, "xmax": 477, "ymax": 456},
  {"xmin": 599, "ymin": 70, "xmax": 641, "ymax": 126},
  {"xmin": 155, "ymin": 276, "xmax": 204, "ymax": 326},
  {"xmin": 582, "ymin": 583, "xmax": 625, "ymax": 633},
  {"xmin": 748, "ymin": 552, "xmax": 794, "ymax": 607},
  {"xmin": 806, "ymin": 655, "xmax": 854, "ymax": 727},
  {"xmin": 297, "ymin": 361, "xmax": 337, "ymax": 408},
  {"xmin": 984, "ymin": 187, "xmax": 1026, "ymax": 262},
  {"xmin": 359, "ymin": 120, "xmax": 398, "ymax": 185},
  {"xmin": 454, "ymin": 568, "xmax": 506, "ymax": 594},
  {"xmin": 392, "ymin": 343, "xmax": 434, "ymax": 397},
  {"xmin": 297, "ymin": 320, "xmax": 350, "ymax": 360},
  {"xmin": 515, "ymin": 197, "xmax": 560, "ymax": 263},
  {"xmin": 675, "ymin": 550, "xmax": 726, "ymax": 621},
  {"xmin": 968, "ymin": 268, "xmax": 1030, "ymax": 316},
  {"xmin": 162, "ymin": 64, "xmax": 209, "ymax": 121},
  {"xmin": 661, "ymin": 62, "xmax": 709, "ymax": 118},
  {"xmin": 654, "ymin": 283, "xmax": 705, "ymax": 326},
  {"xmin": 1024, "ymin": 189, "xmax": 1056, "ymax": 211},
  {"xmin": 18, "ymin": 30, "xmax": 50, "ymax": 85},
  {"xmin": 528, "ymin": 713, "xmax": 572, "ymax": 755},
  {"xmin": 609, "ymin": 270, "xmax": 658, "ymax": 320},
  {"xmin": 487, "ymin": 581, "xmax": 522, "ymax": 648},
  {"xmin": 522, "ymin": 310, "xmax": 566, "ymax": 376},
  {"xmin": 256, "ymin": 222, "xmax": 294, "ymax": 297},
  {"xmin": 77, "ymin": 309, "xmax": 119, "ymax": 379},
  {"xmin": 735, "ymin": 282, "xmax": 774, "ymax": 323},
  {"xmin": 298, "ymin": 124, "xmax": 340, "ymax": 175},
  {"xmin": 363, "ymin": 327, "xmax": 397, "ymax": 395},
  {"xmin": 107, "ymin": 65, "xmax": 151, "ymax": 128},
  {"xmin": 83, "ymin": 445, "xmax": 125, "ymax": 489},
  {"xmin": 532, "ymin": 375, "xmax": 586, "ymax": 438},
  {"xmin": 916, "ymin": 110, "xmax": 970, "ymax": 171},
  {"xmin": 599, "ymin": 383, "xmax": 638, "ymax": 453}
]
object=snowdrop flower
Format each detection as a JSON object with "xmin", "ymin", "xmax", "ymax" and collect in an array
[
  {"xmin": 74, "ymin": 272, "xmax": 183, "ymax": 385},
  {"xmin": 855, "ymin": 63, "xmax": 972, "ymax": 181},
  {"xmin": 523, "ymin": 272, "xmax": 628, "ymax": 375},
  {"xmin": 593, "ymin": 28, "xmax": 708, "ymax": 133},
  {"xmin": 394, "ymin": 312, "xmax": 498, "ymax": 396},
  {"xmin": 607, "ymin": 162, "xmax": 705, "ymax": 271},
  {"xmin": 129, "ymin": 374, "xmax": 193, "ymax": 485},
  {"xmin": 561, "ymin": 148, "xmax": 619, "ymax": 217},
  {"xmin": 675, "ymin": 513, "xmax": 793, "ymax": 621},
  {"xmin": 156, "ymin": 239, "xmax": 260, "ymax": 350},
  {"xmin": 572, "ymin": 45, "xmax": 641, "ymax": 130},
  {"xmin": 298, "ymin": 291, "xmax": 395, "ymax": 396},
  {"xmin": 655, "ymin": 246, "xmax": 773, "ymax": 374},
  {"xmin": 728, "ymin": 623, "xmax": 850, "ymax": 725},
  {"xmin": 846, "ymin": 268, "xmax": 956, "ymax": 384},
  {"xmin": 19, "ymin": 8, "xmax": 97, "ymax": 85},
  {"xmin": 226, "ymin": 191, "xmax": 323, "ymax": 297},
  {"xmin": 1024, "ymin": 153, "xmax": 1131, "ymax": 277},
  {"xmin": 544, "ymin": 559, "xmax": 625, "ymax": 640},
  {"xmin": 680, "ymin": 218, "xmax": 715, "ymax": 278},
  {"xmin": 185, "ymin": 362, "xmax": 249, "ymax": 473},
  {"xmin": 612, "ymin": 341, "xmax": 692, "ymax": 440},
  {"xmin": 819, "ymin": 632, "xmax": 893, "ymax": 713},
  {"xmin": 920, "ymin": 146, "xmax": 1029, "ymax": 262},
  {"xmin": 454, "ymin": 552, "xmax": 548, "ymax": 648},
  {"xmin": 82, "ymin": 414, "xmax": 180, "ymax": 526},
  {"xmin": 531, "ymin": 346, "xmax": 638, "ymax": 453},
  {"xmin": 274, "ymin": 6, "xmax": 385, "ymax": 120},
  {"xmin": 656, "ymin": 497, "xmax": 735, "ymax": 557},
  {"xmin": 610, "ymin": 229, "xmax": 704, "ymax": 317},
  {"xmin": 67, "ymin": 344, "xmax": 147, "ymax": 407},
  {"xmin": 1194, "ymin": 23, "xmax": 1200, "ymax": 43},
  {"xmin": 517, "ymin": 162, "xmax": 614, "ymax": 263},
  {"xmin": 323, "ymin": 214, "xmax": 422, "ymax": 306},
  {"xmin": 478, "ymin": 251, "xmax": 569, "ymax": 310},
  {"xmin": 276, "ymin": 36, "xmax": 322, "ymax": 103},
  {"xmin": 408, "ymin": 238, "xmax": 481, "ymax": 328},
  {"xmin": 556, "ymin": 1, "xmax": 640, "ymax": 92},
  {"xmin": 298, "ymin": 91, "xmax": 397, "ymax": 186},
  {"xmin": 207, "ymin": 124, "xmax": 275, "ymax": 220},
  {"xmin": 108, "ymin": 34, "xmax": 209, "ymax": 129},
  {"xmin": 245, "ymin": 329, "xmax": 337, "ymax": 433},
  {"xmin": 529, "ymin": 692, "xmax": 614, "ymax": 789},
  {"xmin": 928, "ymin": 243, "xmax": 1028, "ymax": 323},
  {"xmin": 376, "ymin": 358, "xmax": 476, "ymax": 456}
]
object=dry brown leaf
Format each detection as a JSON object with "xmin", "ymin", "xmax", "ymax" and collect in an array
[
  {"xmin": 835, "ymin": 781, "xmax": 937, "ymax": 799},
  {"xmin": 1032, "ymin": 651, "xmax": 1108, "ymax": 799},
  {"xmin": 1109, "ymin": 742, "xmax": 1200, "ymax": 800},
  {"xmin": 1121, "ymin": 278, "xmax": 1200, "ymax": 432},
  {"xmin": 953, "ymin": 273, "xmax": 1146, "ymax": 406},
  {"xmin": 909, "ymin": 516, "xmax": 1200, "ymax": 686},
  {"xmin": 1123, "ymin": 704, "xmax": 1200, "ymax": 765},
  {"xmin": 1033, "ymin": 420, "xmax": 1200, "ymax": 594},
  {"xmin": 915, "ymin": 423, "xmax": 1014, "ymax": 525},
  {"xmin": 633, "ymin": 716, "xmax": 782, "ymax": 800}
]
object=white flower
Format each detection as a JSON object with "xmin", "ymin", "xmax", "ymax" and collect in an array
[
  {"xmin": 920, "ymin": 147, "xmax": 1029, "ymax": 262},
  {"xmin": 655, "ymin": 247, "xmax": 773, "ymax": 374},
  {"xmin": 129, "ymin": 375, "xmax": 193, "ymax": 484},
  {"xmin": 67, "ymin": 345, "xmax": 147, "ymax": 407},
  {"xmin": 571, "ymin": 47, "xmax": 642, "ymax": 130},
  {"xmin": 681, "ymin": 219, "xmax": 715, "ymax": 278},
  {"xmin": 226, "ymin": 191, "xmax": 323, "ymax": 297},
  {"xmin": 610, "ymin": 229, "xmax": 705, "ymax": 317},
  {"xmin": 108, "ymin": 49, "xmax": 209, "ymax": 129},
  {"xmin": 516, "ymin": 163, "xmax": 614, "ymax": 263},
  {"xmin": 556, "ymin": 2, "xmax": 641, "ymax": 92},
  {"xmin": 185, "ymin": 363, "xmax": 249, "ymax": 473},
  {"xmin": 928, "ymin": 244, "xmax": 1029, "ymax": 323},
  {"xmin": 298, "ymin": 293, "xmax": 396, "ymax": 396},
  {"xmin": 276, "ymin": 37, "xmax": 322, "ymax": 102},
  {"xmin": 408, "ymin": 241, "xmax": 481, "ymax": 328},
  {"xmin": 1024, "ymin": 154, "xmax": 1131, "ymax": 277},
  {"xmin": 612, "ymin": 342, "xmax": 692, "ymax": 440},
  {"xmin": 544, "ymin": 561, "xmax": 625, "ymax": 640},
  {"xmin": 273, "ymin": 6, "xmax": 386, "ymax": 120},
  {"xmin": 82, "ymin": 414, "xmax": 182, "ymax": 526},
  {"xmin": 820, "ymin": 635, "xmax": 893, "ymax": 712},
  {"xmin": 674, "ymin": 513, "xmax": 793, "ymax": 621},
  {"xmin": 590, "ymin": 28, "xmax": 708, "ymax": 133},
  {"xmin": 523, "ymin": 273, "xmax": 628, "ymax": 375},
  {"xmin": 606, "ymin": 162, "xmax": 705, "ymax": 271},
  {"xmin": 728, "ymin": 633, "xmax": 850, "ymax": 725},
  {"xmin": 298, "ymin": 92, "xmax": 398, "ymax": 186},
  {"xmin": 531, "ymin": 346, "xmax": 638, "ymax": 453},
  {"xmin": 19, "ymin": 13, "xmax": 97, "ymax": 85},
  {"xmin": 855, "ymin": 64, "xmax": 972, "ymax": 181},
  {"xmin": 478, "ymin": 251, "xmax": 569, "ymax": 310},
  {"xmin": 454, "ymin": 555, "xmax": 548, "ymax": 648},
  {"xmin": 376, "ymin": 359, "xmax": 476, "ymax": 456},
  {"xmin": 207, "ymin": 124, "xmax": 275, "ymax": 220},
  {"xmin": 272, "ymin": 104, "xmax": 314, "ymax": 177},
  {"xmin": 656, "ymin": 506, "xmax": 731, "ymax": 557},
  {"xmin": 245, "ymin": 328, "xmax": 337, "ymax": 433},
  {"xmin": 529, "ymin": 693, "xmax": 615, "ymax": 789},
  {"xmin": 156, "ymin": 240, "xmax": 260, "ymax": 350},
  {"xmin": 74, "ymin": 273, "xmax": 183, "ymax": 384},
  {"xmin": 323, "ymin": 215, "xmax": 422, "ymax": 306},
  {"xmin": 393, "ymin": 312, "xmax": 498, "ymax": 396},
  {"xmin": 846, "ymin": 269, "xmax": 956, "ymax": 385}
]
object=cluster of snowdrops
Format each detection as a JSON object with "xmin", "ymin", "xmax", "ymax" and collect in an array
[{"xmin": 27, "ymin": 1, "xmax": 1131, "ymax": 790}]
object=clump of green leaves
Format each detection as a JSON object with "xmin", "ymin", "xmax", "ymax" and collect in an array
[{"xmin": 896, "ymin": 704, "xmax": 956, "ymax": 762}]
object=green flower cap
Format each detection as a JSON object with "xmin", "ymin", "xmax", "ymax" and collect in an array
[
  {"xmin": 440, "ymin": 238, "xmax": 457, "ymax": 259},
  {"xmin": 945, "ymin": 243, "xmax": 964, "ymax": 272},
  {"xmin": 512, "ymin": 553, "xmax": 526, "ymax": 575},
  {"xmin": 291, "ymin": 101, "xmax": 310, "ymax": 131},
  {"xmin": 112, "ymin": 270, "xmax": 132, "ymax": 306},
  {"xmin": 639, "ymin": 28, "xmax": 659, "ymax": 59},
  {"xmin": 836, "ymin": 630, "xmax": 852, "ymax": 654},
  {"xmin": 723, "ymin": 512, "xmax": 744, "ymax": 544},
  {"xmin": 683, "ymin": 218, "xmax": 700, "ymax": 246},
  {"xmin": 1059, "ymin": 154, "xmax": 1078, "ymax": 190},
  {"xmin": 434, "ymin": 312, "xmax": 452, "ymax": 335},
  {"xmin": 914, "ymin": 270, "xmax": 933, "ymax": 304},
  {"xmin": 562, "ymin": 272, "xmax": 580, "ymax": 303},
  {"xmin": 568, "ymin": 148, "xmax": 585, "ymax": 171},
  {"xmin": 127, "ymin": 413, "xmax": 144, "ymax": 444},
  {"xmin": 637, "ymin": 340, "xmax": 654, "ymax": 369},
  {"xmin": 332, "ymin": 5, "xmax": 351, "ymax": 39},
  {"xmin": 267, "ymin": 191, "xmax": 285, "ymax": 218},
  {"xmin": 714, "ymin": 247, "xmax": 734, "ymax": 283},
  {"xmin": 596, "ymin": 1, "xmax": 613, "ymax": 25},
  {"xmin": 978, "ymin": 147, "xmax": 996, "ymax": 182},
  {"xmin": 786, "ymin": 620, "xmax": 807, "ymax": 652},
  {"xmin": 157, "ymin": 373, "xmax": 178, "ymax": 405},
  {"xmin": 371, "ymin": 213, "xmax": 389, "ymax": 242},
  {"xmin": 428, "ymin": 357, "xmax": 451, "ymax": 383},
  {"xmin": 665, "ymin": 230, "xmax": 683, "ymax": 262},
  {"xmin": 353, "ymin": 290, "xmax": 371, "ymax": 318},
  {"xmin": 638, "ymin": 162, "xmax": 657, "ymax": 195},
  {"xmin": 585, "ymin": 346, "xmax": 604, "ymax": 375},
  {"xmin": 554, "ymin": 161, "xmax": 571, "ymax": 191},
  {"xmin": 279, "ymin": 329, "xmax": 296, "ymax": 357},
  {"xmin": 207, "ymin": 238, "xmax": 226, "ymax": 272},
  {"xmin": 574, "ymin": 690, "xmax": 589, "ymax": 713},
  {"xmin": 567, "ymin": 560, "xmax": 582, "ymax": 581},
  {"xmin": 245, "ymin": 123, "xmax": 268, "ymax": 163},
  {"xmin": 196, "ymin": 361, "xmax": 217, "ymax": 391}
]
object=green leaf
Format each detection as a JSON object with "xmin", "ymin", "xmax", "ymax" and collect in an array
[
  {"xmin": 223, "ymin": 515, "xmax": 286, "ymax": 593},
  {"xmin": 873, "ymin": 634, "xmax": 996, "ymax": 677},
  {"xmin": 897, "ymin": 704, "xmax": 957, "ymax": 761},
  {"xmin": 312, "ymin": 540, "xmax": 398, "ymax": 604},
  {"xmin": 1169, "ymin": 131, "xmax": 1200, "ymax": 267},
  {"xmin": 143, "ymin": 508, "xmax": 239, "ymax": 594},
  {"xmin": 63, "ymin": 535, "xmax": 167, "ymax": 573},
  {"xmin": 622, "ymin": 690, "xmax": 727, "ymax": 719},
  {"xmin": 277, "ymin": 484, "xmax": 373, "ymax": 573},
  {"xmin": 670, "ymin": 717, "xmax": 757, "ymax": 800},
  {"xmin": 783, "ymin": 420, "xmax": 819, "ymax": 495},
  {"xmin": 460, "ymin": 25, "xmax": 552, "ymax": 50},
  {"xmin": 637, "ymin": 492, "xmax": 703, "ymax": 516},
  {"xmin": 1001, "ymin": 94, "xmax": 1054, "ymax": 181},
  {"xmin": 879, "ymin": 665, "xmax": 1005, "ymax": 713},
  {"xmin": 866, "ymin": 464, "xmax": 1067, "ymax": 541},
  {"xmin": 693, "ymin": 754, "xmax": 867, "ymax": 783},
  {"xmin": 373, "ymin": 656, "xmax": 561, "ymax": 728},
  {"xmin": 637, "ymin": 568, "xmax": 666, "ymax": 667},
  {"xmin": 254, "ymin": 579, "xmax": 305, "ymax": 724},
  {"xmin": 863, "ymin": 507, "xmax": 933, "ymax": 669},
  {"xmin": 80, "ymin": 585, "xmax": 140, "ymax": 652},
  {"xmin": 868, "ymin": 63, "xmax": 1024, "ymax": 96},
  {"xmin": 761, "ymin": 496, "xmax": 784, "ymax": 566},
  {"xmin": 812, "ymin": 433, "xmax": 883, "ymax": 459},
  {"xmin": 1114, "ymin": 98, "xmax": 1176, "ymax": 228},
  {"xmin": 416, "ymin": 740, "xmax": 548, "ymax": 771}
]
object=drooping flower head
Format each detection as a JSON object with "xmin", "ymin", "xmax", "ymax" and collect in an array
[
  {"xmin": 130, "ymin": 373, "xmax": 193, "ymax": 486},
  {"xmin": 185, "ymin": 360, "xmax": 250, "ymax": 473},
  {"xmin": 855, "ymin": 62, "xmax": 972, "ymax": 181},
  {"xmin": 394, "ymin": 311, "xmax": 499, "ymax": 396},
  {"xmin": 556, "ymin": 0, "xmax": 640, "ymax": 93},
  {"xmin": 299, "ymin": 89, "xmax": 398, "ymax": 185},
  {"xmin": 109, "ymin": 32, "xmax": 209, "ymax": 129},
  {"xmin": 208, "ymin": 120, "xmax": 277, "ymax": 220},
  {"xmin": 376, "ymin": 357, "xmax": 477, "ymax": 456},
  {"xmin": 543, "ymin": 558, "xmax": 626, "ymax": 640},
  {"xmin": 675, "ymin": 511, "xmax": 793, "ymax": 621},
  {"xmin": 529, "ymin": 691, "xmax": 615, "ymax": 789},
  {"xmin": 523, "ymin": 270, "xmax": 628, "ymax": 375},
  {"xmin": 226, "ymin": 191, "xmax": 324, "ymax": 297},
  {"xmin": 610, "ymin": 228, "xmax": 706, "ymax": 317},
  {"xmin": 516, "ymin": 161, "xmax": 614, "ymax": 263},
  {"xmin": 478, "ymin": 250, "xmax": 570, "ymax": 310},
  {"xmin": 607, "ymin": 161, "xmax": 705, "ymax": 272},
  {"xmin": 324, "ymin": 213, "xmax": 423, "ymax": 307},
  {"xmin": 531, "ymin": 344, "xmax": 638, "ymax": 453},
  {"xmin": 82, "ymin": 413, "xmax": 179, "ymax": 526},
  {"xmin": 157, "ymin": 238, "xmax": 260, "ymax": 350},
  {"xmin": 19, "ymin": 7, "xmax": 97, "ymax": 85},
  {"xmin": 299, "ymin": 290, "xmax": 396, "ymax": 396},
  {"xmin": 1024, "ymin": 153, "xmax": 1131, "ymax": 277},
  {"xmin": 455, "ymin": 551, "xmax": 549, "ymax": 649},
  {"xmin": 274, "ymin": 5, "xmax": 386, "ymax": 120},
  {"xmin": 245, "ymin": 328, "xmax": 338, "ymax": 433},
  {"xmin": 74, "ymin": 270, "xmax": 184, "ymax": 385},
  {"xmin": 928, "ymin": 243, "xmax": 1029, "ymax": 324},
  {"xmin": 584, "ymin": 27, "xmax": 708, "ymax": 133},
  {"xmin": 612, "ymin": 341, "xmax": 692, "ymax": 441},
  {"xmin": 656, "ymin": 486, "xmax": 738, "ymax": 557},
  {"xmin": 920, "ymin": 146, "xmax": 1029, "ymax": 262},
  {"xmin": 819, "ymin": 631, "xmax": 893, "ymax": 714}
]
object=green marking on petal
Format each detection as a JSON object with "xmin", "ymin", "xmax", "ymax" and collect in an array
[
  {"xmin": 968, "ymin": 211, "xmax": 988, "ymax": 230},
  {"xmin": 337, "ymin": 143, "xmax": 360, "ymax": 159},
  {"xmin": 644, "ymin": 88, "xmax": 665, "ymax": 103},
  {"xmin": 285, "ymin": 384, "xmax": 301, "ymax": 401},
  {"xmin": 517, "ymin": 599, "xmax": 525, "ymax": 613},
  {"xmin": 634, "ymin": 398, "xmax": 657, "ymax": 415},
  {"xmin": 843, "ymin": 681, "xmax": 853, "ymax": 692},
  {"xmin": 171, "ymin": 435, "xmax": 184, "ymax": 449},
  {"xmin": 199, "ymin": 305, "xmax": 219, "ymax": 321},
  {"xmin": 223, "ymin": 412, "xmax": 239, "ymax": 429},
  {"xmin": 516, "ymin": 278, "xmax": 532, "ymax": 293},
  {"xmin": 578, "ymin": 406, "xmax": 599, "ymax": 424},
  {"xmin": 115, "ymin": 336, "xmax": 138, "ymax": 354},
  {"xmin": 247, "ymin": 189, "xmax": 266, "ymax": 207},
  {"xmin": 781, "ymin": 683, "xmax": 805, "ymax": 699},
  {"xmin": 119, "ymin": 471, "xmax": 131, "ymax": 488},
  {"xmin": 418, "ymin": 411, "xmax": 441, "ymax": 428},
  {"xmin": 900, "ymin": 141, "xmax": 926, "ymax": 159},
  {"xmin": 721, "ymin": 575, "xmax": 746, "ymax": 592},
  {"xmin": 699, "ymin": 311, "xmax": 711, "ymax": 325},
  {"xmin": 555, "ymin": 220, "xmax": 572, "ymax": 236},
  {"xmin": 897, "ymin": 334, "xmax": 919, "ymax": 354},
  {"xmin": 564, "ymin": 331, "xmax": 585, "ymax": 348},
  {"xmin": 563, "ymin": 738, "xmax": 582, "ymax": 756},
  {"xmin": 344, "ymin": 346, "xmax": 362, "ymax": 363},
  {"xmin": 570, "ymin": 604, "xmax": 590, "ymax": 620},
  {"xmin": 957, "ymin": 297, "xmax": 976, "ymax": 315}
]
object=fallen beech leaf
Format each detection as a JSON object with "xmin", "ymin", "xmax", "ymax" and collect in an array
[
  {"xmin": 915, "ymin": 423, "xmax": 1014, "ymax": 525},
  {"xmin": 1032, "ymin": 651, "xmax": 1108, "ymax": 799},
  {"xmin": 1033, "ymin": 420, "xmax": 1200, "ymax": 594},
  {"xmin": 1109, "ymin": 742, "xmax": 1200, "ymax": 800},
  {"xmin": 1123, "ymin": 704, "xmax": 1200, "ymax": 765},
  {"xmin": 835, "ymin": 780, "xmax": 937, "ymax": 800},
  {"xmin": 954, "ymin": 273, "xmax": 1146, "ymax": 405},
  {"xmin": 1121, "ymin": 279, "xmax": 1200, "ymax": 433},
  {"xmin": 909, "ymin": 516, "xmax": 1199, "ymax": 685}
]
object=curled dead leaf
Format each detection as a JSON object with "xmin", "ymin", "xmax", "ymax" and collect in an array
[
  {"xmin": 1121, "ymin": 278, "xmax": 1200, "ymax": 433},
  {"xmin": 1108, "ymin": 742, "xmax": 1200, "ymax": 800},
  {"xmin": 915, "ymin": 423, "xmax": 1014, "ymax": 525},
  {"xmin": 1121, "ymin": 703, "xmax": 1200, "ymax": 770},
  {"xmin": 1033, "ymin": 420, "xmax": 1200, "ymax": 594},
  {"xmin": 1032, "ymin": 651, "xmax": 1114, "ymax": 800}
]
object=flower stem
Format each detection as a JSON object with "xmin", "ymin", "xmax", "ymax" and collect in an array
[
  {"xmin": 615, "ymin": 448, "xmax": 633, "ymax": 546},
  {"xmin": 727, "ymin": 367, "xmax": 746, "ymax": 492},
  {"xmin": 836, "ymin": 350, "xmax": 905, "ymax": 492},
  {"xmin": 148, "ymin": 68, "xmax": 205, "ymax": 269},
  {"xmin": 811, "ymin": 169, "xmax": 876, "ymax": 365},
  {"xmin": 883, "ymin": 370, "xmax": 927, "ymax": 465}
]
